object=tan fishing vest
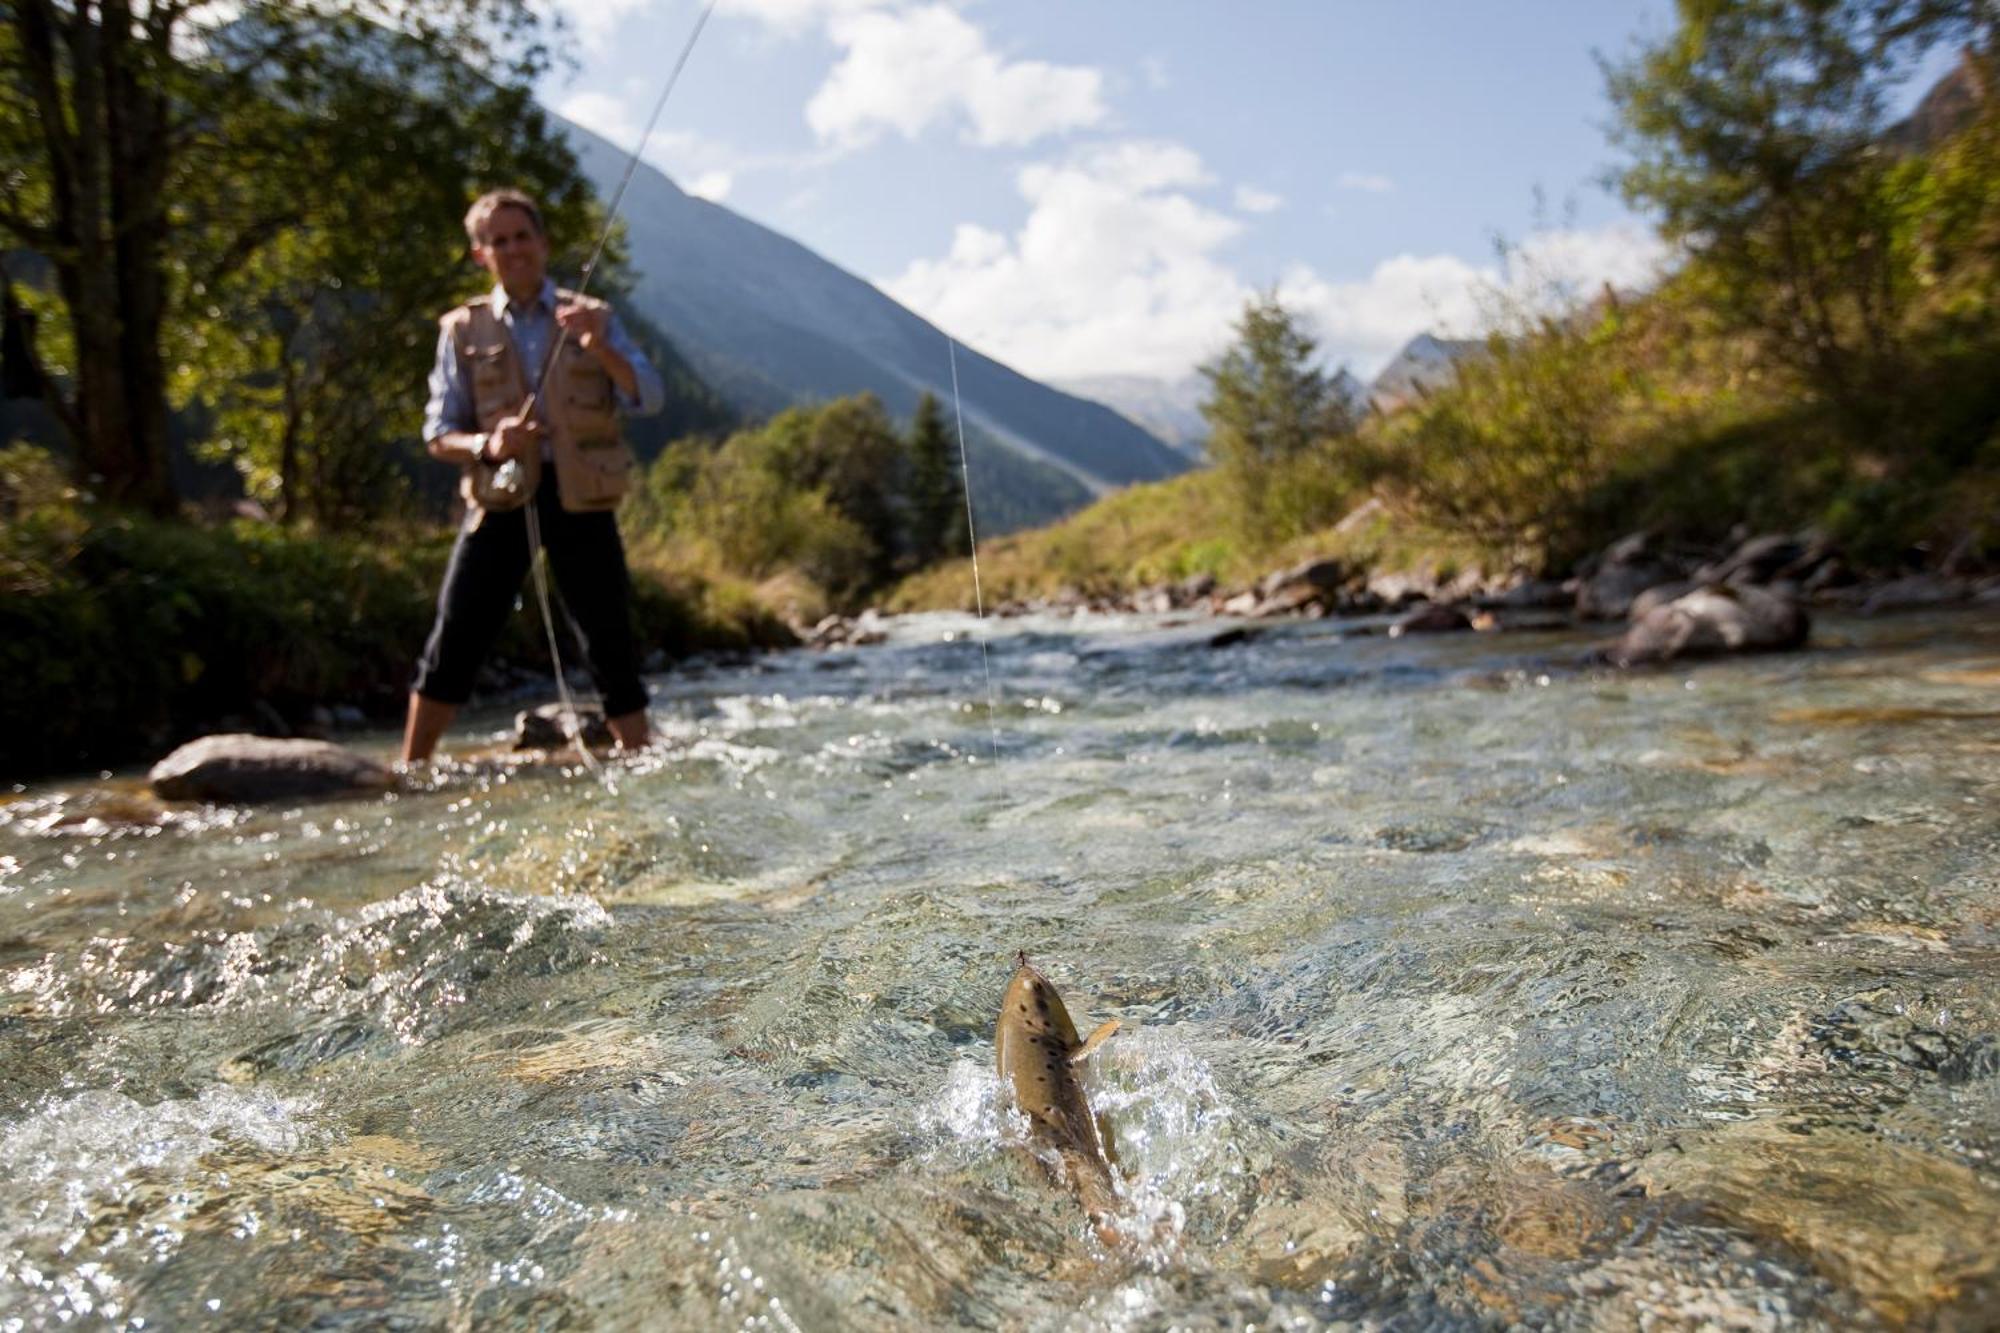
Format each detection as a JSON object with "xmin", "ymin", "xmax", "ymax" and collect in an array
[{"xmin": 438, "ymin": 289, "xmax": 635, "ymax": 518}]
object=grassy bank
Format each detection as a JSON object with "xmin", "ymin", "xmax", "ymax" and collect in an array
[
  {"xmin": 888, "ymin": 289, "xmax": 2000, "ymax": 615},
  {"xmin": 1, "ymin": 478, "xmax": 793, "ymax": 780},
  {"xmin": 884, "ymin": 464, "xmax": 1490, "ymax": 612}
]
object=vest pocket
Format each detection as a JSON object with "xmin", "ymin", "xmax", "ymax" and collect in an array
[
  {"xmin": 564, "ymin": 347, "xmax": 615, "ymax": 410},
  {"xmin": 566, "ymin": 437, "xmax": 632, "ymax": 507},
  {"xmin": 471, "ymin": 346, "xmax": 519, "ymax": 419}
]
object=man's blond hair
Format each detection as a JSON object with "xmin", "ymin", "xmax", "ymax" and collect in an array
[{"xmin": 463, "ymin": 189, "xmax": 545, "ymax": 246}]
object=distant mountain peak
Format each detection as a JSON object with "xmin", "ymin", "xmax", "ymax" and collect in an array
[{"xmin": 1368, "ymin": 333, "xmax": 1484, "ymax": 413}]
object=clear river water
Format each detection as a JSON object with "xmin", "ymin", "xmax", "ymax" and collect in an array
[{"xmin": 3, "ymin": 608, "xmax": 1998, "ymax": 1330}]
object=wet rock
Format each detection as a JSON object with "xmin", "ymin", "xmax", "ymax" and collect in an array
[
  {"xmin": 1811, "ymin": 993, "xmax": 1999, "ymax": 1086},
  {"xmin": 1693, "ymin": 532, "xmax": 1809, "ymax": 586},
  {"xmin": 514, "ymin": 704, "xmax": 613, "ymax": 751},
  {"xmin": 150, "ymin": 735, "xmax": 394, "ymax": 803},
  {"xmin": 1130, "ymin": 585, "xmax": 1175, "ymax": 615},
  {"xmin": 1220, "ymin": 590, "xmax": 1261, "ymax": 617},
  {"xmin": 1575, "ymin": 531, "xmax": 1686, "ymax": 620},
  {"xmin": 1174, "ymin": 572, "xmax": 1217, "ymax": 605},
  {"xmin": 1363, "ymin": 569, "xmax": 1435, "ymax": 610},
  {"xmin": 1376, "ymin": 817, "xmax": 1491, "ymax": 853},
  {"xmin": 1627, "ymin": 580, "xmax": 1697, "ymax": 621},
  {"xmin": 1255, "ymin": 557, "xmax": 1348, "ymax": 613},
  {"xmin": 1624, "ymin": 1119, "xmax": 2000, "ymax": 1326},
  {"xmin": 1607, "ymin": 585, "xmax": 1809, "ymax": 667},
  {"xmin": 1436, "ymin": 565, "xmax": 1489, "ymax": 602},
  {"xmin": 1801, "ymin": 556, "xmax": 1857, "ymax": 595},
  {"xmin": 1254, "ymin": 582, "xmax": 1327, "ymax": 617},
  {"xmin": 1485, "ymin": 577, "xmax": 1572, "ymax": 610},
  {"xmin": 1859, "ymin": 573, "xmax": 1974, "ymax": 615},
  {"xmin": 1207, "ymin": 625, "xmax": 1264, "ymax": 649},
  {"xmin": 1388, "ymin": 603, "xmax": 1471, "ymax": 637},
  {"xmin": 803, "ymin": 611, "xmax": 888, "ymax": 647}
]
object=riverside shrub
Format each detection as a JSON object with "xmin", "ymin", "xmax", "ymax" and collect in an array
[{"xmin": 0, "ymin": 478, "xmax": 791, "ymax": 778}]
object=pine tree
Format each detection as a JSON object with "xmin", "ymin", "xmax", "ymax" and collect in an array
[
  {"xmin": 904, "ymin": 391, "xmax": 967, "ymax": 567},
  {"xmin": 1198, "ymin": 293, "xmax": 1357, "ymax": 534}
]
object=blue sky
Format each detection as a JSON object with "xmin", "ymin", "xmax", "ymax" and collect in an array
[{"xmin": 543, "ymin": 1, "xmax": 1680, "ymax": 380}]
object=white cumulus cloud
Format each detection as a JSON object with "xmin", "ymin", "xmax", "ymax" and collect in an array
[
  {"xmin": 1234, "ymin": 185, "xmax": 1283, "ymax": 214},
  {"xmin": 885, "ymin": 139, "xmax": 1670, "ymax": 383},
  {"xmin": 549, "ymin": 0, "xmax": 655, "ymax": 53},
  {"xmin": 1280, "ymin": 222, "xmax": 1671, "ymax": 376},
  {"xmin": 883, "ymin": 140, "xmax": 1247, "ymax": 380},
  {"xmin": 738, "ymin": 0, "xmax": 1105, "ymax": 148},
  {"xmin": 726, "ymin": 0, "xmax": 889, "ymax": 35},
  {"xmin": 554, "ymin": 90, "xmax": 643, "ymax": 150}
]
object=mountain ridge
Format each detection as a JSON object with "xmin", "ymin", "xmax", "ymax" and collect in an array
[{"xmin": 556, "ymin": 118, "xmax": 1191, "ymax": 531}]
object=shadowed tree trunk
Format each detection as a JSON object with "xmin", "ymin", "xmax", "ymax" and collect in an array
[{"xmin": 14, "ymin": 0, "xmax": 176, "ymax": 513}]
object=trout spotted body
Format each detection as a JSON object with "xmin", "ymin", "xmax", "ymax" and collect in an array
[{"xmin": 994, "ymin": 954, "xmax": 1124, "ymax": 1243}]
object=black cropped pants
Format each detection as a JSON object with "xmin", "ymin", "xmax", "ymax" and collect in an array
[{"xmin": 412, "ymin": 475, "xmax": 648, "ymax": 717}]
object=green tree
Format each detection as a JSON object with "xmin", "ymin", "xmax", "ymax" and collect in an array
[
  {"xmin": 1198, "ymin": 292, "xmax": 1359, "ymax": 535},
  {"xmin": 1604, "ymin": 0, "xmax": 1996, "ymax": 435},
  {"xmin": 180, "ymin": 80, "xmax": 610, "ymax": 527},
  {"xmin": 0, "ymin": 0, "xmax": 560, "ymax": 514},
  {"xmin": 623, "ymin": 394, "xmax": 927, "ymax": 609},
  {"xmin": 760, "ymin": 393, "xmax": 906, "ymax": 590},
  {"xmin": 903, "ymin": 391, "xmax": 967, "ymax": 567}
]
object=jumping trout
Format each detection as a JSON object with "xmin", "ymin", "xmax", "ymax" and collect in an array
[{"xmin": 994, "ymin": 953, "xmax": 1125, "ymax": 1243}]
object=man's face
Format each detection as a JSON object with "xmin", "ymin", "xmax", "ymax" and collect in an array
[{"xmin": 471, "ymin": 204, "xmax": 549, "ymax": 296}]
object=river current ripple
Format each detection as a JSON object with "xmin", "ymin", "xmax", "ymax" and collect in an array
[{"xmin": 2, "ymin": 609, "xmax": 1998, "ymax": 1329}]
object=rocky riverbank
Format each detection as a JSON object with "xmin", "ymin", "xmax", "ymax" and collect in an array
[{"xmin": 812, "ymin": 527, "xmax": 2000, "ymax": 664}]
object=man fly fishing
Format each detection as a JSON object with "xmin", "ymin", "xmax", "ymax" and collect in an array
[{"xmin": 401, "ymin": 188, "xmax": 665, "ymax": 763}]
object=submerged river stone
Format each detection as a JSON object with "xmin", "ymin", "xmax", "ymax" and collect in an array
[
  {"xmin": 515, "ymin": 703, "xmax": 614, "ymax": 750},
  {"xmin": 149, "ymin": 734, "xmax": 394, "ymax": 803}
]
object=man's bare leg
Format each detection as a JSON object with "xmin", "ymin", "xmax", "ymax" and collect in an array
[
  {"xmin": 607, "ymin": 709, "xmax": 650, "ymax": 751},
  {"xmin": 402, "ymin": 692, "xmax": 459, "ymax": 764}
]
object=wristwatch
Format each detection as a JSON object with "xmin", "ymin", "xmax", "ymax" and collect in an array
[{"xmin": 474, "ymin": 432, "xmax": 494, "ymax": 464}]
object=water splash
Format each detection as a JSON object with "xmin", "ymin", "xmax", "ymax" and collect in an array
[
  {"xmin": 918, "ymin": 1031, "xmax": 1247, "ymax": 1267},
  {"xmin": 0, "ymin": 1087, "xmax": 318, "ymax": 1329}
]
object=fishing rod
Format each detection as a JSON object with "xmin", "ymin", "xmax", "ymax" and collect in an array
[
  {"xmin": 490, "ymin": 0, "xmax": 722, "ymax": 776},
  {"xmin": 946, "ymin": 337, "xmax": 1002, "ymax": 764}
]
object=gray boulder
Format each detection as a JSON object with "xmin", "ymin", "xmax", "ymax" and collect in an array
[
  {"xmin": 1485, "ymin": 576, "xmax": 1572, "ymax": 610},
  {"xmin": 1694, "ymin": 533, "xmax": 1807, "ymax": 585},
  {"xmin": 1860, "ymin": 574, "xmax": 1973, "ymax": 615},
  {"xmin": 1363, "ymin": 569, "xmax": 1436, "ymax": 610},
  {"xmin": 1259, "ymin": 557, "xmax": 1346, "ymax": 600},
  {"xmin": 150, "ymin": 735, "xmax": 395, "ymax": 803},
  {"xmin": 1628, "ymin": 580, "xmax": 1698, "ymax": 621},
  {"xmin": 1608, "ymin": 585, "xmax": 1809, "ymax": 667},
  {"xmin": 1575, "ymin": 531, "xmax": 1687, "ymax": 620},
  {"xmin": 1173, "ymin": 572, "xmax": 1218, "ymax": 606}
]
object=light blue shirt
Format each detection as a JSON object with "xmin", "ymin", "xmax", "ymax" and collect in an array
[{"xmin": 423, "ymin": 279, "xmax": 665, "ymax": 443}]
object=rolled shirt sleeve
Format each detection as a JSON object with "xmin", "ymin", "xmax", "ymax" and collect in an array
[
  {"xmin": 422, "ymin": 325, "xmax": 473, "ymax": 443},
  {"xmin": 605, "ymin": 309, "xmax": 666, "ymax": 418}
]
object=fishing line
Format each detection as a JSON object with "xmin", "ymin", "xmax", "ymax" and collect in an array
[
  {"xmin": 946, "ymin": 337, "xmax": 1002, "ymax": 765},
  {"xmin": 501, "ymin": 0, "xmax": 722, "ymax": 774}
]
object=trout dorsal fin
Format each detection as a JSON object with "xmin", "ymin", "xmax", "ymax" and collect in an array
[{"xmin": 1070, "ymin": 1019, "xmax": 1120, "ymax": 1064}]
